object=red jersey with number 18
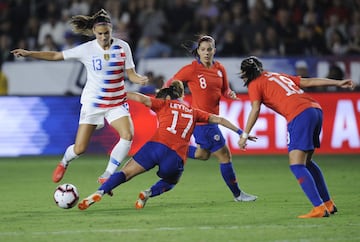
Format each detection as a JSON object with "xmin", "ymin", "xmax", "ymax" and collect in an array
[
  {"xmin": 248, "ymin": 71, "xmax": 321, "ymax": 122},
  {"xmin": 149, "ymin": 98, "xmax": 211, "ymax": 162}
]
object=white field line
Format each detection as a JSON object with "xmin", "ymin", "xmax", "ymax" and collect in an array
[{"xmin": 0, "ymin": 224, "xmax": 359, "ymax": 237}]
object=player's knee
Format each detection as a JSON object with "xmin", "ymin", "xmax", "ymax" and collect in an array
[
  {"xmin": 74, "ymin": 144, "xmax": 87, "ymax": 155},
  {"xmin": 214, "ymin": 146, "xmax": 231, "ymax": 162},
  {"xmin": 159, "ymin": 172, "xmax": 182, "ymax": 185},
  {"xmin": 195, "ymin": 150, "xmax": 211, "ymax": 160},
  {"xmin": 163, "ymin": 178, "xmax": 178, "ymax": 187},
  {"xmin": 120, "ymin": 132, "xmax": 133, "ymax": 141}
]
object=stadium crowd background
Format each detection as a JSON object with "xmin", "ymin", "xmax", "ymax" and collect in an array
[
  {"xmin": 1, "ymin": 0, "xmax": 360, "ymax": 61},
  {"xmin": 1, "ymin": 0, "xmax": 360, "ymax": 94},
  {"xmin": 0, "ymin": 0, "xmax": 359, "ymax": 157}
]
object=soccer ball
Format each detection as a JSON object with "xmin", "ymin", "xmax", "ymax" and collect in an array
[{"xmin": 53, "ymin": 183, "xmax": 79, "ymax": 209}]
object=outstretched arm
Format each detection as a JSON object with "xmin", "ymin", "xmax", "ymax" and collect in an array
[
  {"xmin": 238, "ymin": 100, "xmax": 261, "ymax": 150},
  {"xmin": 208, "ymin": 114, "xmax": 257, "ymax": 142},
  {"xmin": 126, "ymin": 92, "xmax": 152, "ymax": 107},
  {"xmin": 300, "ymin": 77, "xmax": 355, "ymax": 90},
  {"xmin": 126, "ymin": 68, "xmax": 148, "ymax": 86},
  {"xmin": 11, "ymin": 49, "xmax": 64, "ymax": 61}
]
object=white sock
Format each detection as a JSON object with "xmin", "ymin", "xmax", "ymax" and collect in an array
[
  {"xmin": 105, "ymin": 139, "xmax": 132, "ymax": 174},
  {"xmin": 61, "ymin": 144, "xmax": 79, "ymax": 167}
]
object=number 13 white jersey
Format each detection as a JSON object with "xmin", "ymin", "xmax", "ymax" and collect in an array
[{"xmin": 63, "ymin": 38, "xmax": 135, "ymax": 108}]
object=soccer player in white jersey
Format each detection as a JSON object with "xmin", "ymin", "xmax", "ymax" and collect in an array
[{"xmin": 11, "ymin": 9, "xmax": 148, "ymax": 184}]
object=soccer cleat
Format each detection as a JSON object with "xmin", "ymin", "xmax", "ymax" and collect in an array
[
  {"xmin": 78, "ymin": 191, "xmax": 103, "ymax": 210},
  {"xmin": 325, "ymin": 200, "xmax": 338, "ymax": 214},
  {"xmin": 97, "ymin": 177, "xmax": 108, "ymax": 184},
  {"xmin": 52, "ymin": 163, "xmax": 67, "ymax": 183},
  {"xmin": 298, "ymin": 204, "xmax": 330, "ymax": 218},
  {"xmin": 97, "ymin": 171, "xmax": 111, "ymax": 184},
  {"xmin": 135, "ymin": 189, "xmax": 151, "ymax": 209},
  {"xmin": 97, "ymin": 172, "xmax": 114, "ymax": 196},
  {"xmin": 234, "ymin": 191, "xmax": 258, "ymax": 202}
]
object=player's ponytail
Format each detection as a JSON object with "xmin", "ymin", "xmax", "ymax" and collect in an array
[
  {"xmin": 181, "ymin": 35, "xmax": 215, "ymax": 59},
  {"xmin": 156, "ymin": 80, "xmax": 184, "ymax": 100},
  {"xmin": 170, "ymin": 80, "xmax": 184, "ymax": 98},
  {"xmin": 69, "ymin": 9, "xmax": 111, "ymax": 36}
]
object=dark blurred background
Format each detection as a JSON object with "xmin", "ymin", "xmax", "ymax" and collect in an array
[{"xmin": 1, "ymin": 0, "xmax": 359, "ymax": 62}]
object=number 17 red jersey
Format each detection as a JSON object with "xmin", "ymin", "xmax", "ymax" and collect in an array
[{"xmin": 149, "ymin": 98, "xmax": 211, "ymax": 162}]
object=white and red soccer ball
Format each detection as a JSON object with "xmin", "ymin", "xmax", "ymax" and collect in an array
[{"xmin": 53, "ymin": 183, "xmax": 79, "ymax": 209}]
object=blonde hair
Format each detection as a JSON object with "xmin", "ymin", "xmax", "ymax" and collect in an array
[{"xmin": 69, "ymin": 9, "xmax": 111, "ymax": 36}]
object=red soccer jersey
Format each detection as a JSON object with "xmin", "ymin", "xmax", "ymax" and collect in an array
[
  {"xmin": 248, "ymin": 71, "xmax": 321, "ymax": 122},
  {"xmin": 171, "ymin": 60, "xmax": 231, "ymax": 116},
  {"xmin": 149, "ymin": 98, "xmax": 211, "ymax": 162}
]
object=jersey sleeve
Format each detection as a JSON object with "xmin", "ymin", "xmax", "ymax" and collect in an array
[
  {"xmin": 173, "ymin": 64, "xmax": 194, "ymax": 82},
  {"xmin": 193, "ymin": 108, "xmax": 211, "ymax": 123},
  {"xmin": 149, "ymin": 97, "xmax": 165, "ymax": 112},
  {"xmin": 288, "ymin": 74, "xmax": 301, "ymax": 87},
  {"xmin": 62, "ymin": 43, "xmax": 87, "ymax": 60},
  {"xmin": 218, "ymin": 63, "xmax": 231, "ymax": 96},
  {"xmin": 121, "ymin": 40, "xmax": 135, "ymax": 70},
  {"xmin": 248, "ymin": 81, "xmax": 263, "ymax": 102},
  {"xmin": 164, "ymin": 63, "xmax": 193, "ymax": 87}
]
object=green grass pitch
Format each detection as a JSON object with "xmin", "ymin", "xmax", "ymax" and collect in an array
[{"xmin": 0, "ymin": 154, "xmax": 359, "ymax": 242}]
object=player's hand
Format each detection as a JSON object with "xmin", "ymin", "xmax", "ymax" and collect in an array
[
  {"xmin": 238, "ymin": 137, "xmax": 247, "ymax": 150},
  {"xmin": 11, "ymin": 49, "xmax": 30, "ymax": 58},
  {"xmin": 338, "ymin": 79, "xmax": 355, "ymax": 90},
  {"xmin": 226, "ymin": 89, "xmax": 240, "ymax": 100},
  {"xmin": 248, "ymin": 135, "xmax": 257, "ymax": 142},
  {"xmin": 238, "ymin": 135, "xmax": 257, "ymax": 151},
  {"xmin": 137, "ymin": 76, "xmax": 149, "ymax": 86}
]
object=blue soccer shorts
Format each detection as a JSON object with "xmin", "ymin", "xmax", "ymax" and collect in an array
[
  {"xmin": 133, "ymin": 141, "xmax": 184, "ymax": 182},
  {"xmin": 192, "ymin": 124, "xmax": 226, "ymax": 153},
  {"xmin": 287, "ymin": 107, "xmax": 322, "ymax": 152}
]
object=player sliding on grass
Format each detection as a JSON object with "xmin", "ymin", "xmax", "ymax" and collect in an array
[
  {"xmin": 238, "ymin": 56, "xmax": 355, "ymax": 218},
  {"xmin": 78, "ymin": 81, "xmax": 257, "ymax": 210}
]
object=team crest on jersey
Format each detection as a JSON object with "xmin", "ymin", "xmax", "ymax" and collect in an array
[
  {"xmin": 104, "ymin": 54, "xmax": 110, "ymax": 61},
  {"xmin": 213, "ymin": 134, "xmax": 220, "ymax": 141},
  {"xmin": 217, "ymin": 70, "xmax": 223, "ymax": 77}
]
